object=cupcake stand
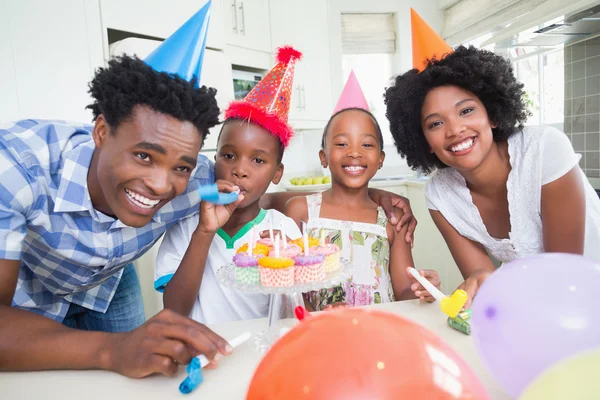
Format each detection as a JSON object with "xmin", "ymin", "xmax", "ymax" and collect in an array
[{"xmin": 216, "ymin": 258, "xmax": 352, "ymax": 352}]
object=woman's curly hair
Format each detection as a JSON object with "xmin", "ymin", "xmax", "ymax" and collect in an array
[
  {"xmin": 87, "ymin": 55, "xmax": 220, "ymax": 140},
  {"xmin": 384, "ymin": 45, "xmax": 530, "ymax": 173}
]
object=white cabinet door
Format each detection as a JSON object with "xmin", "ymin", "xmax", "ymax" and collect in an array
[
  {"xmin": 223, "ymin": 0, "xmax": 271, "ymax": 52},
  {"xmin": 269, "ymin": 0, "xmax": 333, "ymax": 128},
  {"xmin": 0, "ymin": 0, "xmax": 104, "ymax": 123},
  {"xmin": 100, "ymin": 0, "xmax": 225, "ymax": 50}
]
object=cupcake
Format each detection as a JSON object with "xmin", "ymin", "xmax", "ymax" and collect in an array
[
  {"xmin": 312, "ymin": 244, "xmax": 341, "ymax": 272},
  {"xmin": 233, "ymin": 253, "xmax": 260, "ymax": 285},
  {"xmin": 293, "ymin": 254, "xmax": 325, "ymax": 283},
  {"xmin": 257, "ymin": 237, "xmax": 274, "ymax": 247},
  {"xmin": 291, "ymin": 236, "xmax": 319, "ymax": 252},
  {"xmin": 258, "ymin": 256, "xmax": 295, "ymax": 287},
  {"xmin": 269, "ymin": 243, "xmax": 302, "ymax": 259},
  {"xmin": 236, "ymin": 242, "xmax": 270, "ymax": 257}
]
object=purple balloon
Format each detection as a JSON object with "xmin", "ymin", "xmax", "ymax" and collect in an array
[{"xmin": 471, "ymin": 253, "xmax": 600, "ymax": 398}]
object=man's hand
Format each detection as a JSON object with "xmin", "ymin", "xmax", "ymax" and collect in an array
[
  {"xmin": 103, "ymin": 309, "xmax": 232, "ymax": 378},
  {"xmin": 196, "ymin": 180, "xmax": 244, "ymax": 234},
  {"xmin": 457, "ymin": 269, "xmax": 493, "ymax": 309},
  {"xmin": 406, "ymin": 268, "xmax": 441, "ymax": 302},
  {"xmin": 371, "ymin": 189, "xmax": 417, "ymax": 245}
]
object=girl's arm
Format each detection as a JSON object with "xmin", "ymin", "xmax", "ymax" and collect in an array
[
  {"xmin": 541, "ymin": 166, "xmax": 586, "ymax": 254},
  {"xmin": 430, "ymin": 210, "xmax": 496, "ymax": 308},
  {"xmin": 388, "ymin": 218, "xmax": 441, "ymax": 301}
]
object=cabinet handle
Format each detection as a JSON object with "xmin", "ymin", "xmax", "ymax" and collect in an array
[
  {"xmin": 301, "ymin": 85, "xmax": 306, "ymax": 111},
  {"xmin": 296, "ymin": 84, "xmax": 302, "ymax": 110},
  {"xmin": 232, "ymin": 0, "xmax": 238, "ymax": 34},
  {"xmin": 239, "ymin": 2, "xmax": 246, "ymax": 36}
]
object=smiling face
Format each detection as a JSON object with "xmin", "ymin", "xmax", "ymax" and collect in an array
[
  {"xmin": 90, "ymin": 105, "xmax": 202, "ymax": 227},
  {"xmin": 421, "ymin": 85, "xmax": 496, "ymax": 172},
  {"xmin": 320, "ymin": 109, "xmax": 385, "ymax": 190},
  {"xmin": 215, "ymin": 121, "xmax": 284, "ymax": 209}
]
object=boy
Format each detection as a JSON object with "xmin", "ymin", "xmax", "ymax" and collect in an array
[{"xmin": 155, "ymin": 47, "xmax": 302, "ymax": 324}]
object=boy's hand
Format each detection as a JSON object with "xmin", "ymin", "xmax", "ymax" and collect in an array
[
  {"xmin": 407, "ymin": 268, "xmax": 441, "ymax": 303},
  {"xmin": 103, "ymin": 309, "xmax": 232, "ymax": 378},
  {"xmin": 196, "ymin": 180, "xmax": 244, "ymax": 234}
]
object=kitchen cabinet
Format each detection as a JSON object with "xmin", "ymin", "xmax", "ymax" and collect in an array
[
  {"xmin": 269, "ymin": 0, "xmax": 334, "ymax": 129},
  {"xmin": 223, "ymin": 0, "xmax": 271, "ymax": 53},
  {"xmin": 0, "ymin": 0, "xmax": 104, "ymax": 123},
  {"xmin": 100, "ymin": 0, "xmax": 225, "ymax": 50}
]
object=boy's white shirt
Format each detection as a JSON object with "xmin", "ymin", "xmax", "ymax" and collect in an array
[{"xmin": 155, "ymin": 209, "xmax": 301, "ymax": 325}]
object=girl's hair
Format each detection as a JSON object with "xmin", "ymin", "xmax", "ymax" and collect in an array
[
  {"xmin": 321, "ymin": 107, "xmax": 384, "ymax": 149},
  {"xmin": 384, "ymin": 45, "xmax": 530, "ymax": 173}
]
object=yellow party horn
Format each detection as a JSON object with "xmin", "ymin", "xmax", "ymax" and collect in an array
[{"xmin": 408, "ymin": 267, "xmax": 467, "ymax": 318}]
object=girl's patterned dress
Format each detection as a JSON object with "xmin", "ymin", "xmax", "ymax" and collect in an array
[{"xmin": 304, "ymin": 193, "xmax": 394, "ymax": 310}]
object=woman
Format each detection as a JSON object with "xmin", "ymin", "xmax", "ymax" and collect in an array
[{"xmin": 384, "ymin": 45, "xmax": 600, "ymax": 306}]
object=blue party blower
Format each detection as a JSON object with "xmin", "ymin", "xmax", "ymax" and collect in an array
[
  {"xmin": 198, "ymin": 184, "xmax": 239, "ymax": 205},
  {"xmin": 179, "ymin": 332, "xmax": 251, "ymax": 394}
]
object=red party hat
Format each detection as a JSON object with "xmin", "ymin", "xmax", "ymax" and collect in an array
[{"xmin": 224, "ymin": 46, "xmax": 302, "ymax": 148}]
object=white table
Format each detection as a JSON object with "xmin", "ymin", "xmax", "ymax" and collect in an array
[{"xmin": 0, "ymin": 301, "xmax": 510, "ymax": 399}]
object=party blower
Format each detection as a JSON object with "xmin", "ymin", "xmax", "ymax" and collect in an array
[
  {"xmin": 408, "ymin": 267, "xmax": 467, "ymax": 318},
  {"xmin": 198, "ymin": 184, "xmax": 239, "ymax": 205},
  {"xmin": 179, "ymin": 332, "xmax": 252, "ymax": 394}
]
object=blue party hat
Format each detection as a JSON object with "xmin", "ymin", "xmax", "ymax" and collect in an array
[{"xmin": 144, "ymin": 1, "xmax": 211, "ymax": 85}]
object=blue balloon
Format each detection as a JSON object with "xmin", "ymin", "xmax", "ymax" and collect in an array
[{"xmin": 145, "ymin": 1, "xmax": 211, "ymax": 85}]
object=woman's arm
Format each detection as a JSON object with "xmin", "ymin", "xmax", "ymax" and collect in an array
[
  {"xmin": 541, "ymin": 166, "xmax": 586, "ymax": 254},
  {"xmin": 430, "ymin": 210, "xmax": 496, "ymax": 307}
]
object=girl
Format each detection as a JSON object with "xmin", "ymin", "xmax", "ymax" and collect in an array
[
  {"xmin": 286, "ymin": 97, "xmax": 440, "ymax": 310},
  {"xmin": 384, "ymin": 45, "xmax": 600, "ymax": 307}
]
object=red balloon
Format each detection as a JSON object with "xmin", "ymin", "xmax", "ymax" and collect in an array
[{"xmin": 247, "ymin": 308, "xmax": 489, "ymax": 400}]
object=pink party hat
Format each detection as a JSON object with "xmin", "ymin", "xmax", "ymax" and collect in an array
[{"xmin": 333, "ymin": 71, "xmax": 370, "ymax": 114}]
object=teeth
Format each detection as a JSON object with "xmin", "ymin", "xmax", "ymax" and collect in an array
[
  {"xmin": 343, "ymin": 166, "xmax": 366, "ymax": 172},
  {"xmin": 125, "ymin": 189, "xmax": 160, "ymax": 209},
  {"xmin": 451, "ymin": 138, "xmax": 474, "ymax": 152}
]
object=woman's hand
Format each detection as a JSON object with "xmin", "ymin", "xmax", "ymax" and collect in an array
[
  {"xmin": 458, "ymin": 269, "xmax": 494, "ymax": 309},
  {"xmin": 369, "ymin": 189, "xmax": 417, "ymax": 246}
]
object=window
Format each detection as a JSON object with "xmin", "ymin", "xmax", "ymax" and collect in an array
[
  {"xmin": 341, "ymin": 13, "xmax": 396, "ymax": 145},
  {"xmin": 511, "ymin": 48, "xmax": 564, "ymax": 127}
]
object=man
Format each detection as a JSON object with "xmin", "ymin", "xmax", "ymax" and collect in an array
[{"xmin": 0, "ymin": 17, "xmax": 416, "ymax": 380}]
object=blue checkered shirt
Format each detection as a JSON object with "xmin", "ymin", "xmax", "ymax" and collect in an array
[{"xmin": 0, "ymin": 120, "xmax": 213, "ymax": 321}]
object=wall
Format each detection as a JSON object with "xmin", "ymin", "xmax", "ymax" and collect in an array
[
  {"xmin": 564, "ymin": 36, "xmax": 600, "ymax": 178},
  {"xmin": 0, "ymin": 0, "xmax": 105, "ymax": 124}
]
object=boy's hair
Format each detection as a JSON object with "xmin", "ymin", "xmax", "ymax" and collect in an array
[
  {"xmin": 87, "ymin": 55, "xmax": 220, "ymax": 141},
  {"xmin": 217, "ymin": 118, "xmax": 285, "ymax": 163},
  {"xmin": 321, "ymin": 107, "xmax": 384, "ymax": 150},
  {"xmin": 384, "ymin": 45, "xmax": 530, "ymax": 174}
]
